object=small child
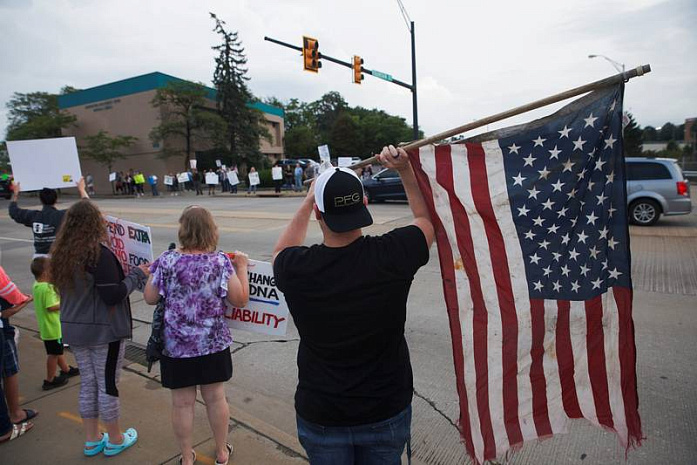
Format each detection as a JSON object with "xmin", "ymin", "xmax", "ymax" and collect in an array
[{"xmin": 31, "ymin": 257, "xmax": 79, "ymax": 390}]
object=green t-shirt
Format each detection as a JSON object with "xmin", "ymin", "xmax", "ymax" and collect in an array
[{"xmin": 32, "ymin": 281, "xmax": 61, "ymax": 341}]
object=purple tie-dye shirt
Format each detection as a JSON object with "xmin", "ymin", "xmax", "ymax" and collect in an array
[{"xmin": 150, "ymin": 250, "xmax": 234, "ymax": 358}]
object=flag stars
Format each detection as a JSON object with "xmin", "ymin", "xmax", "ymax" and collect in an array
[
  {"xmin": 602, "ymin": 259, "xmax": 609, "ymax": 270},
  {"xmin": 562, "ymin": 158, "xmax": 575, "ymax": 172},
  {"xmin": 571, "ymin": 280, "xmax": 581, "ymax": 292},
  {"xmin": 533, "ymin": 136, "xmax": 546, "ymax": 147},
  {"xmin": 534, "ymin": 281, "xmax": 544, "ymax": 291},
  {"xmin": 558, "ymin": 125, "xmax": 572, "ymax": 138},
  {"xmin": 557, "ymin": 206, "xmax": 569, "ymax": 218},
  {"xmin": 527, "ymin": 186, "xmax": 541, "ymax": 199},
  {"xmin": 607, "ymin": 237, "xmax": 619, "ymax": 250},
  {"xmin": 561, "ymin": 265, "xmax": 571, "ymax": 277},
  {"xmin": 591, "ymin": 277, "xmax": 603, "ymax": 290},
  {"xmin": 517, "ymin": 204, "xmax": 530, "ymax": 217},
  {"xmin": 533, "ymin": 216, "xmax": 545, "ymax": 227},
  {"xmin": 576, "ymin": 230, "xmax": 589, "ymax": 244},
  {"xmin": 529, "ymin": 253, "xmax": 541, "ymax": 265},
  {"xmin": 606, "ymin": 171, "xmax": 615, "ymax": 184},
  {"xmin": 512, "ymin": 172, "xmax": 526, "ymax": 186},
  {"xmin": 589, "ymin": 246, "xmax": 600, "ymax": 260},
  {"xmin": 523, "ymin": 154, "xmax": 537, "ymax": 167},
  {"xmin": 579, "ymin": 264, "xmax": 590, "ymax": 276},
  {"xmin": 569, "ymin": 248, "xmax": 580, "ymax": 261},
  {"xmin": 587, "ymin": 180, "xmax": 596, "ymax": 191},
  {"xmin": 573, "ymin": 136, "xmax": 587, "ymax": 151},
  {"xmin": 586, "ymin": 211, "xmax": 599, "ymax": 225},
  {"xmin": 541, "ymin": 199, "xmax": 555, "ymax": 210},
  {"xmin": 567, "ymin": 188, "xmax": 578, "ymax": 200},
  {"xmin": 597, "ymin": 192, "xmax": 608, "ymax": 205},
  {"xmin": 508, "ymin": 143, "xmax": 521, "ymax": 155},
  {"xmin": 538, "ymin": 166, "xmax": 551, "ymax": 180},
  {"xmin": 604, "ymin": 135, "xmax": 617, "ymax": 149},
  {"xmin": 543, "ymin": 266, "xmax": 553, "ymax": 276},
  {"xmin": 538, "ymin": 239, "xmax": 551, "ymax": 250},
  {"xmin": 547, "ymin": 223, "xmax": 560, "ymax": 234},
  {"xmin": 608, "ymin": 204, "xmax": 617, "ymax": 218},
  {"xmin": 553, "ymin": 281, "xmax": 562, "ymax": 292},
  {"xmin": 584, "ymin": 113, "xmax": 599, "ymax": 128},
  {"xmin": 551, "ymin": 252, "xmax": 562, "ymax": 262},
  {"xmin": 598, "ymin": 226, "xmax": 609, "ymax": 240},
  {"xmin": 524, "ymin": 230, "xmax": 535, "ymax": 240},
  {"xmin": 561, "ymin": 233, "xmax": 571, "ymax": 245},
  {"xmin": 608, "ymin": 268, "xmax": 623, "ymax": 280},
  {"xmin": 549, "ymin": 146, "xmax": 562, "ymax": 159},
  {"xmin": 576, "ymin": 168, "xmax": 588, "ymax": 180},
  {"xmin": 609, "ymin": 99, "xmax": 617, "ymax": 112},
  {"xmin": 551, "ymin": 179, "xmax": 564, "ymax": 192},
  {"xmin": 595, "ymin": 159, "xmax": 607, "ymax": 171}
]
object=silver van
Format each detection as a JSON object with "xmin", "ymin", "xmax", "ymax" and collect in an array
[{"xmin": 626, "ymin": 157, "xmax": 692, "ymax": 226}]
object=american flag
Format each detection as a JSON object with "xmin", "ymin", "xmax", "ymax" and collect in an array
[{"xmin": 409, "ymin": 84, "xmax": 642, "ymax": 463}]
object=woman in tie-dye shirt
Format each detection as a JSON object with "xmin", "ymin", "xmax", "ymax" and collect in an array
[{"xmin": 145, "ymin": 206, "xmax": 249, "ymax": 465}]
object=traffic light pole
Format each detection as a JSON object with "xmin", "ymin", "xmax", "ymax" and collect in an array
[{"xmin": 264, "ymin": 33, "xmax": 419, "ymax": 139}]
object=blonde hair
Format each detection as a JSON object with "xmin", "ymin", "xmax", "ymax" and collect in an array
[{"xmin": 178, "ymin": 206, "xmax": 218, "ymax": 252}]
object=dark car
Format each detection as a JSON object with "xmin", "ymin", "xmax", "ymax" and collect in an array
[
  {"xmin": 0, "ymin": 178, "xmax": 12, "ymax": 200},
  {"xmin": 362, "ymin": 169, "xmax": 406, "ymax": 203}
]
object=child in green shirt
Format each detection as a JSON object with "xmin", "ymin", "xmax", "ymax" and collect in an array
[{"xmin": 31, "ymin": 257, "xmax": 79, "ymax": 390}]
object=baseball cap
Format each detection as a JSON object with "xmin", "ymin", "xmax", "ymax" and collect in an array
[{"xmin": 314, "ymin": 167, "xmax": 373, "ymax": 233}]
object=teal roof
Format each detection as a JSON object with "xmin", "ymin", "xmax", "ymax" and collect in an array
[{"xmin": 57, "ymin": 71, "xmax": 284, "ymax": 118}]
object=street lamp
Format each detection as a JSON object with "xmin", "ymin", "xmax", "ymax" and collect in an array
[{"xmin": 588, "ymin": 54, "xmax": 625, "ymax": 74}]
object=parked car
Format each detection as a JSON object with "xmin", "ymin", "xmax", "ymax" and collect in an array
[
  {"xmin": 0, "ymin": 178, "xmax": 12, "ymax": 200},
  {"xmin": 626, "ymin": 157, "xmax": 691, "ymax": 226},
  {"xmin": 362, "ymin": 168, "xmax": 407, "ymax": 203}
]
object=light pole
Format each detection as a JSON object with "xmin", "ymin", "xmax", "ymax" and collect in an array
[{"xmin": 588, "ymin": 54, "xmax": 625, "ymax": 74}]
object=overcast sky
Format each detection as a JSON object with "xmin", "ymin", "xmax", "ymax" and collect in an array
[{"xmin": 1, "ymin": 0, "xmax": 695, "ymax": 142}]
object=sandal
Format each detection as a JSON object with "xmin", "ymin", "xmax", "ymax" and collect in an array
[
  {"xmin": 178, "ymin": 450, "xmax": 197, "ymax": 465},
  {"xmin": 103, "ymin": 428, "xmax": 138, "ymax": 456},
  {"xmin": 84, "ymin": 433, "xmax": 109, "ymax": 456},
  {"xmin": 0, "ymin": 421, "xmax": 33, "ymax": 444},
  {"xmin": 215, "ymin": 443, "xmax": 233, "ymax": 465},
  {"xmin": 13, "ymin": 408, "xmax": 38, "ymax": 424}
]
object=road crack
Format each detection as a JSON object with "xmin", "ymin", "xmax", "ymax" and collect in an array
[
  {"xmin": 413, "ymin": 388, "xmax": 460, "ymax": 432},
  {"xmin": 231, "ymin": 338, "xmax": 299, "ymax": 354}
]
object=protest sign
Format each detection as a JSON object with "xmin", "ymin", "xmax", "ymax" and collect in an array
[
  {"xmin": 109, "ymin": 172, "xmax": 117, "ymax": 182},
  {"xmin": 216, "ymin": 159, "xmax": 222, "ymax": 167},
  {"xmin": 189, "ymin": 159, "xmax": 197, "ymax": 170},
  {"xmin": 164, "ymin": 175, "xmax": 174, "ymax": 186},
  {"xmin": 248, "ymin": 172, "xmax": 260, "ymax": 186},
  {"xmin": 205, "ymin": 172, "xmax": 218, "ymax": 185},
  {"xmin": 224, "ymin": 259, "xmax": 288, "ymax": 336},
  {"xmin": 227, "ymin": 171, "xmax": 239, "ymax": 186},
  {"xmin": 338, "ymin": 157, "xmax": 352, "ymax": 167},
  {"xmin": 318, "ymin": 144, "xmax": 330, "ymax": 163},
  {"xmin": 272, "ymin": 166, "xmax": 283, "ymax": 180},
  {"xmin": 105, "ymin": 216, "xmax": 153, "ymax": 288},
  {"xmin": 222, "ymin": 164, "xmax": 227, "ymax": 170},
  {"xmin": 177, "ymin": 173, "xmax": 189, "ymax": 183},
  {"xmin": 7, "ymin": 137, "xmax": 82, "ymax": 191}
]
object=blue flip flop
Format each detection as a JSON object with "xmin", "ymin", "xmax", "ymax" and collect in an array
[
  {"xmin": 84, "ymin": 433, "xmax": 108, "ymax": 456},
  {"xmin": 103, "ymin": 428, "xmax": 138, "ymax": 456}
]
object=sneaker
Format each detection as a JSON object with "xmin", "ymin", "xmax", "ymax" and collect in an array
[
  {"xmin": 60, "ymin": 366, "xmax": 80, "ymax": 378},
  {"xmin": 42, "ymin": 374, "xmax": 69, "ymax": 391}
]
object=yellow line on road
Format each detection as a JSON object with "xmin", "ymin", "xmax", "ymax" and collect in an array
[
  {"xmin": 58, "ymin": 411, "xmax": 105, "ymax": 429},
  {"xmin": 0, "ymin": 236, "xmax": 33, "ymax": 243}
]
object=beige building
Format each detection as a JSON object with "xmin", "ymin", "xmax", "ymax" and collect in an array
[{"xmin": 59, "ymin": 72, "xmax": 284, "ymax": 194}]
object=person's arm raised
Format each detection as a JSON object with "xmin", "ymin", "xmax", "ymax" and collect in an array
[
  {"xmin": 378, "ymin": 145, "xmax": 435, "ymax": 248},
  {"xmin": 271, "ymin": 183, "xmax": 315, "ymax": 264}
]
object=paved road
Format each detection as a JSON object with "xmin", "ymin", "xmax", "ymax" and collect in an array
[{"xmin": 0, "ymin": 190, "xmax": 695, "ymax": 464}]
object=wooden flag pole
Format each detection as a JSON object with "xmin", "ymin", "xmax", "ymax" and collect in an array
[{"xmin": 345, "ymin": 64, "xmax": 651, "ymax": 171}]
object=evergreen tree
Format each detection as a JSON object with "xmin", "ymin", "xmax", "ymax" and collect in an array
[
  {"xmin": 210, "ymin": 13, "xmax": 269, "ymax": 172},
  {"xmin": 5, "ymin": 87, "xmax": 78, "ymax": 140},
  {"xmin": 623, "ymin": 113, "xmax": 643, "ymax": 157}
]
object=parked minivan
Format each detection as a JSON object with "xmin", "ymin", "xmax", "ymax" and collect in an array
[{"xmin": 626, "ymin": 157, "xmax": 691, "ymax": 226}]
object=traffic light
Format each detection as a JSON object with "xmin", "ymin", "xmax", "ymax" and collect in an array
[
  {"xmin": 303, "ymin": 36, "xmax": 321, "ymax": 73},
  {"xmin": 353, "ymin": 55, "xmax": 364, "ymax": 84}
]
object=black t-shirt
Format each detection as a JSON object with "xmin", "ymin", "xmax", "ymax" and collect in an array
[{"xmin": 274, "ymin": 225, "xmax": 429, "ymax": 426}]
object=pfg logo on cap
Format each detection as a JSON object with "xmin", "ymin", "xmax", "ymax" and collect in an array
[{"xmin": 333, "ymin": 192, "xmax": 361, "ymax": 208}]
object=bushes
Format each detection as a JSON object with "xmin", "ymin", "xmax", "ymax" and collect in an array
[{"xmin": 258, "ymin": 169, "xmax": 274, "ymax": 188}]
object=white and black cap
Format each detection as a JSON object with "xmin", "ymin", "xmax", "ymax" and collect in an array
[{"xmin": 314, "ymin": 167, "xmax": 373, "ymax": 233}]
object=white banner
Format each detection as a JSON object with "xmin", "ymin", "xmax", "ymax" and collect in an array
[
  {"xmin": 105, "ymin": 216, "xmax": 153, "ymax": 290},
  {"xmin": 205, "ymin": 172, "xmax": 218, "ymax": 185},
  {"xmin": 109, "ymin": 172, "xmax": 117, "ymax": 182},
  {"xmin": 338, "ymin": 157, "xmax": 352, "ymax": 167},
  {"xmin": 272, "ymin": 166, "xmax": 283, "ymax": 180},
  {"xmin": 164, "ymin": 175, "xmax": 174, "ymax": 186},
  {"xmin": 248, "ymin": 172, "xmax": 260, "ymax": 186},
  {"xmin": 177, "ymin": 173, "xmax": 189, "ymax": 183},
  {"xmin": 216, "ymin": 159, "xmax": 222, "ymax": 167},
  {"xmin": 318, "ymin": 144, "xmax": 330, "ymax": 163},
  {"xmin": 225, "ymin": 259, "xmax": 288, "ymax": 336},
  {"xmin": 227, "ymin": 171, "xmax": 239, "ymax": 186},
  {"xmin": 189, "ymin": 159, "xmax": 197, "ymax": 170},
  {"xmin": 7, "ymin": 137, "xmax": 83, "ymax": 191}
]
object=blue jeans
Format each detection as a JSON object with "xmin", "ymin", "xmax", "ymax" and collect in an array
[
  {"xmin": 294, "ymin": 175, "xmax": 302, "ymax": 191},
  {"xmin": 296, "ymin": 405, "xmax": 411, "ymax": 465},
  {"xmin": 0, "ymin": 328, "xmax": 12, "ymax": 435}
]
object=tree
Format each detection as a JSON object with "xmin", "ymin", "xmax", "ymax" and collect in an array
[
  {"xmin": 658, "ymin": 123, "xmax": 676, "ymax": 141},
  {"xmin": 5, "ymin": 89, "xmax": 77, "ymax": 141},
  {"xmin": 149, "ymin": 81, "xmax": 226, "ymax": 170},
  {"xmin": 642, "ymin": 125, "xmax": 657, "ymax": 142},
  {"xmin": 623, "ymin": 113, "xmax": 642, "ymax": 157},
  {"xmin": 80, "ymin": 130, "xmax": 137, "ymax": 173},
  {"xmin": 329, "ymin": 113, "xmax": 361, "ymax": 157},
  {"xmin": 210, "ymin": 12, "xmax": 269, "ymax": 172}
]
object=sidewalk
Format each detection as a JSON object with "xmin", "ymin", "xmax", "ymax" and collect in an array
[{"xmin": 1, "ymin": 312, "xmax": 308, "ymax": 465}]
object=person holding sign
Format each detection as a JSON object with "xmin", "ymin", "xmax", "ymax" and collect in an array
[
  {"xmin": 50, "ymin": 199, "xmax": 149, "ymax": 457},
  {"xmin": 272, "ymin": 145, "xmax": 434, "ymax": 464},
  {"xmin": 9, "ymin": 178, "xmax": 89, "ymax": 258},
  {"xmin": 144, "ymin": 206, "xmax": 249, "ymax": 465},
  {"xmin": 247, "ymin": 166, "xmax": 259, "ymax": 195}
]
